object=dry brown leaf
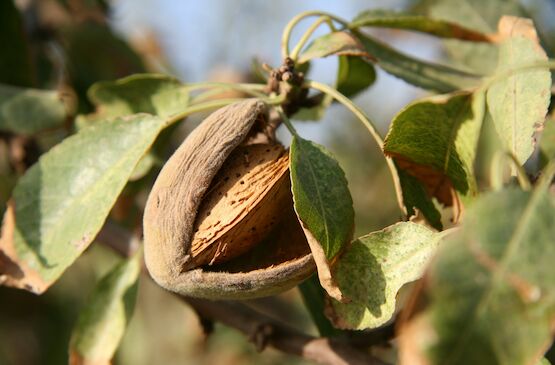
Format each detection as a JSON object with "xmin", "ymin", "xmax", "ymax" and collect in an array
[
  {"xmin": 69, "ymin": 351, "xmax": 111, "ymax": 365},
  {"xmin": 497, "ymin": 16, "xmax": 539, "ymax": 43},
  {"xmin": 391, "ymin": 155, "xmax": 455, "ymax": 207},
  {"xmin": 0, "ymin": 201, "xmax": 47, "ymax": 294},
  {"xmin": 298, "ymin": 221, "xmax": 347, "ymax": 303}
]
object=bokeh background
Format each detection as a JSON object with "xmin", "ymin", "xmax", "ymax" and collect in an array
[{"xmin": 1, "ymin": 0, "xmax": 555, "ymax": 364}]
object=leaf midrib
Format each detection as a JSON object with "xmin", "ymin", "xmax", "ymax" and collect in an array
[{"xmin": 299, "ymin": 139, "xmax": 332, "ymax": 255}]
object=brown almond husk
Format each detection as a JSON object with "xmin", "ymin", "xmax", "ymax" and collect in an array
[{"xmin": 143, "ymin": 99, "xmax": 315, "ymax": 299}]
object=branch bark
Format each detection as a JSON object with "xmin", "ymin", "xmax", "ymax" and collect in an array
[
  {"xmin": 98, "ymin": 221, "xmax": 391, "ymax": 365},
  {"xmin": 183, "ymin": 297, "xmax": 388, "ymax": 365}
]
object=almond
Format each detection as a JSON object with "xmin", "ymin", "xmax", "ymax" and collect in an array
[
  {"xmin": 189, "ymin": 143, "xmax": 290, "ymax": 268},
  {"xmin": 143, "ymin": 99, "xmax": 315, "ymax": 299}
]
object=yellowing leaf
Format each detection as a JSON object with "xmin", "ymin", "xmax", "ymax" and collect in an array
[
  {"xmin": 384, "ymin": 91, "xmax": 485, "ymax": 210},
  {"xmin": 486, "ymin": 16, "xmax": 551, "ymax": 165}
]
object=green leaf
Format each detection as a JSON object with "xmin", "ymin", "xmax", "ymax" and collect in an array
[
  {"xmin": 355, "ymin": 31, "xmax": 481, "ymax": 92},
  {"xmin": 0, "ymin": 114, "xmax": 164, "ymax": 293},
  {"xmin": 291, "ymin": 94, "xmax": 332, "ymax": 121},
  {"xmin": 292, "ymin": 56, "xmax": 374, "ymax": 121},
  {"xmin": 299, "ymin": 274, "xmax": 342, "ymax": 337},
  {"xmin": 486, "ymin": 17, "xmax": 551, "ymax": 165},
  {"xmin": 384, "ymin": 91, "xmax": 485, "ymax": 206},
  {"xmin": 396, "ymin": 164, "xmax": 443, "ymax": 230},
  {"xmin": 401, "ymin": 185, "xmax": 555, "ymax": 364},
  {"xmin": 421, "ymin": 0, "xmax": 525, "ymax": 34},
  {"xmin": 87, "ymin": 74, "xmax": 189, "ymax": 119},
  {"xmin": 328, "ymin": 222, "xmax": 441, "ymax": 330},
  {"xmin": 84, "ymin": 74, "xmax": 189, "ymax": 181},
  {"xmin": 0, "ymin": 0, "xmax": 34, "ymax": 87},
  {"xmin": 423, "ymin": 0, "xmax": 526, "ymax": 74},
  {"xmin": 298, "ymin": 31, "xmax": 368, "ymax": 64},
  {"xmin": 298, "ymin": 28, "xmax": 482, "ymax": 92},
  {"xmin": 336, "ymin": 56, "xmax": 376, "ymax": 98},
  {"xmin": 290, "ymin": 136, "xmax": 354, "ymax": 259},
  {"xmin": 0, "ymin": 84, "xmax": 67, "ymax": 135},
  {"xmin": 290, "ymin": 136, "xmax": 354, "ymax": 301},
  {"xmin": 292, "ymin": 57, "xmax": 375, "ymax": 121},
  {"xmin": 70, "ymin": 250, "xmax": 141, "ymax": 365},
  {"xmin": 350, "ymin": 9, "xmax": 492, "ymax": 41}
]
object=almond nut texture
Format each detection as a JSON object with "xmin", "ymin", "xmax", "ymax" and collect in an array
[
  {"xmin": 143, "ymin": 99, "xmax": 314, "ymax": 299},
  {"xmin": 189, "ymin": 143, "xmax": 291, "ymax": 268}
]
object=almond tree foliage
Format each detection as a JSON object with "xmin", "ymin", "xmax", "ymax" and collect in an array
[{"xmin": 1, "ymin": 1, "xmax": 555, "ymax": 364}]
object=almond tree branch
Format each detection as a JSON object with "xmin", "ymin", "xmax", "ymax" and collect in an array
[
  {"xmin": 97, "ymin": 221, "xmax": 391, "ymax": 365},
  {"xmin": 183, "ymin": 297, "xmax": 388, "ymax": 365}
]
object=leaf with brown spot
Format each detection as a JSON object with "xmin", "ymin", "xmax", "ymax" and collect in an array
[
  {"xmin": 393, "ymin": 156, "xmax": 457, "ymax": 207},
  {"xmin": 486, "ymin": 16, "xmax": 551, "ymax": 165},
  {"xmin": 384, "ymin": 91, "xmax": 485, "ymax": 213},
  {"xmin": 423, "ymin": 0, "xmax": 526, "ymax": 74},
  {"xmin": 0, "ymin": 201, "xmax": 47, "ymax": 293}
]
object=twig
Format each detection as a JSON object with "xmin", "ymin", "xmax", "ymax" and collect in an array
[
  {"xmin": 304, "ymin": 79, "xmax": 406, "ymax": 216},
  {"xmin": 182, "ymin": 297, "xmax": 388, "ymax": 365},
  {"xmin": 98, "ymin": 222, "xmax": 391, "ymax": 365}
]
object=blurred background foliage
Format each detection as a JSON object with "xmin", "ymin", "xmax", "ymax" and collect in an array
[{"xmin": 1, "ymin": 0, "xmax": 554, "ymax": 364}]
